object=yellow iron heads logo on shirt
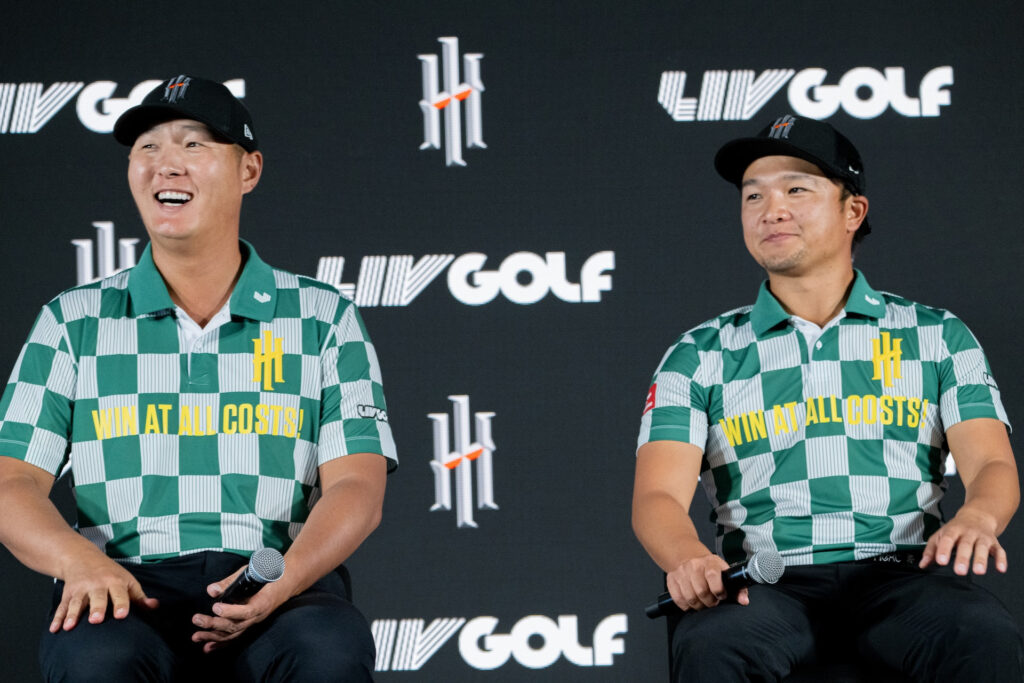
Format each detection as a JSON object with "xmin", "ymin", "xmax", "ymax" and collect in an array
[
  {"xmin": 253, "ymin": 330, "xmax": 285, "ymax": 391},
  {"xmin": 872, "ymin": 332, "xmax": 902, "ymax": 388}
]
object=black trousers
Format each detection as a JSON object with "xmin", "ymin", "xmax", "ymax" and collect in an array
[
  {"xmin": 669, "ymin": 561, "xmax": 1024, "ymax": 683},
  {"xmin": 38, "ymin": 552, "xmax": 376, "ymax": 683}
]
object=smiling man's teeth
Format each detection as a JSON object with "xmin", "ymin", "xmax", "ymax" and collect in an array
[{"xmin": 157, "ymin": 191, "xmax": 192, "ymax": 205}]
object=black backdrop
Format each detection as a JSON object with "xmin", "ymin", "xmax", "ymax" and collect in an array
[{"xmin": 1, "ymin": 1, "xmax": 1022, "ymax": 680}]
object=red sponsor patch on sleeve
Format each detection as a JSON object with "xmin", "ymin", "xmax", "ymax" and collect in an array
[{"xmin": 642, "ymin": 383, "xmax": 657, "ymax": 415}]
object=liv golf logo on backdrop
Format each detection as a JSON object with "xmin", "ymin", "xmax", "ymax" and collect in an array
[
  {"xmin": 428, "ymin": 395, "xmax": 497, "ymax": 528},
  {"xmin": 315, "ymin": 251, "xmax": 615, "ymax": 306},
  {"xmin": 418, "ymin": 36, "xmax": 486, "ymax": 166},
  {"xmin": 372, "ymin": 613, "xmax": 628, "ymax": 672},
  {"xmin": 657, "ymin": 66, "xmax": 954, "ymax": 121},
  {"xmin": 0, "ymin": 79, "xmax": 246, "ymax": 134}
]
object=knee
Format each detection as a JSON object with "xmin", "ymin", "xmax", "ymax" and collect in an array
[
  {"xmin": 238, "ymin": 637, "xmax": 375, "ymax": 683},
  {"xmin": 912, "ymin": 601, "xmax": 1024, "ymax": 681},
  {"xmin": 279, "ymin": 630, "xmax": 375, "ymax": 680},
  {"xmin": 673, "ymin": 620, "xmax": 740, "ymax": 663},
  {"xmin": 40, "ymin": 623, "xmax": 175, "ymax": 683},
  {"xmin": 946, "ymin": 610, "xmax": 1023, "ymax": 672},
  {"xmin": 237, "ymin": 601, "xmax": 376, "ymax": 681},
  {"xmin": 945, "ymin": 598, "xmax": 1020, "ymax": 647},
  {"xmin": 307, "ymin": 645, "xmax": 374, "ymax": 681},
  {"xmin": 671, "ymin": 609, "xmax": 801, "ymax": 681}
]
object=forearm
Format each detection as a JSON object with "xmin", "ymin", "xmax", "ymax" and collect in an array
[
  {"xmin": 959, "ymin": 459, "xmax": 1020, "ymax": 536},
  {"xmin": 633, "ymin": 491, "xmax": 714, "ymax": 573},
  {"xmin": 0, "ymin": 473, "xmax": 106, "ymax": 579},
  {"xmin": 274, "ymin": 476, "xmax": 383, "ymax": 599}
]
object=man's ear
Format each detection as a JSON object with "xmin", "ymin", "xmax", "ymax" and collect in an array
[
  {"xmin": 846, "ymin": 194, "xmax": 869, "ymax": 234},
  {"xmin": 240, "ymin": 150, "xmax": 263, "ymax": 195}
]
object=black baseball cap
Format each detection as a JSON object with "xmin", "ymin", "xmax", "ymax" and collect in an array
[
  {"xmin": 715, "ymin": 114, "xmax": 865, "ymax": 193},
  {"xmin": 714, "ymin": 114, "xmax": 870, "ymax": 237},
  {"xmin": 113, "ymin": 74, "xmax": 258, "ymax": 152}
]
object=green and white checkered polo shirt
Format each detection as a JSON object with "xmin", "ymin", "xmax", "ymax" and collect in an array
[
  {"xmin": 638, "ymin": 270, "xmax": 1008, "ymax": 566},
  {"xmin": 0, "ymin": 240, "xmax": 397, "ymax": 563}
]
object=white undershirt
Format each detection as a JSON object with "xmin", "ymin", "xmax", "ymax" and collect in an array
[
  {"xmin": 176, "ymin": 301, "xmax": 232, "ymax": 361},
  {"xmin": 789, "ymin": 310, "xmax": 846, "ymax": 352}
]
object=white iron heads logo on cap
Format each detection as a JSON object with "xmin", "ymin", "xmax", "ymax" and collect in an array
[
  {"xmin": 768, "ymin": 114, "xmax": 795, "ymax": 139},
  {"xmin": 162, "ymin": 75, "xmax": 191, "ymax": 103}
]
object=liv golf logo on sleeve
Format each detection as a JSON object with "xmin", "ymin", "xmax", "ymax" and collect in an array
[
  {"xmin": 428, "ymin": 395, "xmax": 497, "ymax": 528},
  {"xmin": 418, "ymin": 36, "xmax": 486, "ymax": 166}
]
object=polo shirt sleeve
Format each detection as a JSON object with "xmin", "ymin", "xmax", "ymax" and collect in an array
[
  {"xmin": 316, "ymin": 302, "xmax": 398, "ymax": 471},
  {"xmin": 936, "ymin": 312, "xmax": 1010, "ymax": 430},
  {"xmin": 0, "ymin": 304, "xmax": 76, "ymax": 475},
  {"xmin": 636, "ymin": 333, "xmax": 710, "ymax": 452}
]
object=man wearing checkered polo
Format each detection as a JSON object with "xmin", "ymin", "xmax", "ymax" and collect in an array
[
  {"xmin": 632, "ymin": 115, "xmax": 1022, "ymax": 681},
  {"xmin": 0, "ymin": 75, "xmax": 396, "ymax": 681}
]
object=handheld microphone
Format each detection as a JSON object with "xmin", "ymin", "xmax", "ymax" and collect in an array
[
  {"xmin": 645, "ymin": 550, "xmax": 784, "ymax": 619},
  {"xmin": 219, "ymin": 548, "xmax": 286, "ymax": 604}
]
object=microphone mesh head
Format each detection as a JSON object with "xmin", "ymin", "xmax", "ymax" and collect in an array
[
  {"xmin": 249, "ymin": 548, "xmax": 286, "ymax": 582},
  {"xmin": 748, "ymin": 550, "xmax": 785, "ymax": 585}
]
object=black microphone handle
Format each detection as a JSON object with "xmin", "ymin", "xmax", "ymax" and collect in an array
[
  {"xmin": 646, "ymin": 581, "xmax": 747, "ymax": 620},
  {"xmin": 217, "ymin": 548, "xmax": 286, "ymax": 604},
  {"xmin": 219, "ymin": 569, "xmax": 264, "ymax": 604},
  {"xmin": 646, "ymin": 560, "xmax": 760, "ymax": 618},
  {"xmin": 721, "ymin": 562, "xmax": 753, "ymax": 595},
  {"xmin": 646, "ymin": 592, "xmax": 677, "ymax": 619}
]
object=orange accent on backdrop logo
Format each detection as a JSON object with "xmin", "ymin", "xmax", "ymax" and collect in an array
[{"xmin": 445, "ymin": 447, "xmax": 484, "ymax": 469}]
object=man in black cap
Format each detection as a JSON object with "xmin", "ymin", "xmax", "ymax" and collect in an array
[
  {"xmin": 632, "ymin": 114, "xmax": 1022, "ymax": 680},
  {"xmin": 0, "ymin": 75, "xmax": 397, "ymax": 681}
]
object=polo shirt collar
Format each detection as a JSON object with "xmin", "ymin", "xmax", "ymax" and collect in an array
[
  {"xmin": 230, "ymin": 239, "xmax": 278, "ymax": 322},
  {"xmin": 127, "ymin": 243, "xmax": 175, "ymax": 316},
  {"xmin": 750, "ymin": 269, "xmax": 885, "ymax": 337},
  {"xmin": 127, "ymin": 239, "xmax": 277, "ymax": 321},
  {"xmin": 843, "ymin": 269, "xmax": 886, "ymax": 319}
]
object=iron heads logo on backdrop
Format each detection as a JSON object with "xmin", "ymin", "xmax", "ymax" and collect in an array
[
  {"xmin": 0, "ymin": 78, "xmax": 246, "ymax": 134},
  {"xmin": 316, "ymin": 251, "xmax": 615, "ymax": 306},
  {"xmin": 74, "ymin": 222, "xmax": 139, "ymax": 285},
  {"xmin": 428, "ymin": 395, "xmax": 497, "ymax": 528},
  {"xmin": 657, "ymin": 66, "xmax": 953, "ymax": 121},
  {"xmin": 418, "ymin": 36, "xmax": 486, "ymax": 166}
]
